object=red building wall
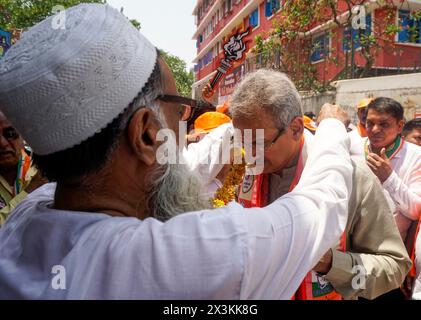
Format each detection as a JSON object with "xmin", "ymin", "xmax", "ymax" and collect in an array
[{"xmin": 194, "ymin": 1, "xmax": 421, "ymax": 99}]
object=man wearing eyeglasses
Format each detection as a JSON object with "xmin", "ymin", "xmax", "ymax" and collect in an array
[
  {"xmin": 233, "ymin": 70, "xmax": 410, "ymax": 300},
  {"xmin": 0, "ymin": 111, "xmax": 46, "ymax": 225},
  {"xmin": 0, "ymin": 4, "xmax": 355, "ymax": 299}
]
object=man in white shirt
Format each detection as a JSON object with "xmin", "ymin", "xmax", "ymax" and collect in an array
[
  {"xmin": 359, "ymin": 97, "xmax": 421, "ymax": 299},
  {"xmin": 0, "ymin": 4, "xmax": 353, "ymax": 299}
]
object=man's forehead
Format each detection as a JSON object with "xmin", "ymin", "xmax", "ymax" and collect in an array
[
  {"xmin": 367, "ymin": 110, "xmax": 396, "ymax": 121},
  {"xmin": 410, "ymin": 128, "xmax": 421, "ymax": 135},
  {"xmin": 233, "ymin": 110, "xmax": 276, "ymax": 129}
]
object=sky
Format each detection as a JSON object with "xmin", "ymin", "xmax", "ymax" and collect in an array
[{"xmin": 106, "ymin": 0, "xmax": 198, "ymax": 69}]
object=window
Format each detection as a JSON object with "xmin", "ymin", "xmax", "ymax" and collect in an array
[
  {"xmin": 203, "ymin": 50, "xmax": 213, "ymax": 66},
  {"xmin": 311, "ymin": 34, "xmax": 329, "ymax": 63},
  {"xmin": 223, "ymin": 0, "xmax": 232, "ymax": 15},
  {"xmin": 265, "ymin": 0, "xmax": 281, "ymax": 18},
  {"xmin": 227, "ymin": 0, "xmax": 232, "ymax": 12},
  {"xmin": 343, "ymin": 14, "xmax": 372, "ymax": 51},
  {"xmin": 398, "ymin": 10, "xmax": 421, "ymax": 44},
  {"xmin": 249, "ymin": 8, "xmax": 259, "ymax": 29}
]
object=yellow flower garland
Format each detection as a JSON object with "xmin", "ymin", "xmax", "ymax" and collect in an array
[{"xmin": 212, "ymin": 149, "xmax": 246, "ymax": 208}]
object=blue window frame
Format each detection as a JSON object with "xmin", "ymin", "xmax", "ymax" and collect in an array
[
  {"xmin": 311, "ymin": 34, "xmax": 329, "ymax": 63},
  {"xmin": 249, "ymin": 8, "xmax": 259, "ymax": 28},
  {"xmin": 203, "ymin": 50, "xmax": 213, "ymax": 66},
  {"xmin": 265, "ymin": 0, "xmax": 281, "ymax": 17},
  {"xmin": 398, "ymin": 10, "xmax": 421, "ymax": 44},
  {"xmin": 343, "ymin": 14, "xmax": 372, "ymax": 51}
]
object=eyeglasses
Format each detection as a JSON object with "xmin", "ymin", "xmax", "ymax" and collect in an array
[
  {"xmin": 156, "ymin": 95, "xmax": 215, "ymax": 122},
  {"xmin": 251, "ymin": 128, "xmax": 285, "ymax": 151},
  {"xmin": 264, "ymin": 129, "xmax": 285, "ymax": 150},
  {"xmin": 1, "ymin": 127, "xmax": 19, "ymax": 141}
]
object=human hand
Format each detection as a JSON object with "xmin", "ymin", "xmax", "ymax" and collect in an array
[
  {"xmin": 313, "ymin": 249, "xmax": 333, "ymax": 275},
  {"xmin": 366, "ymin": 148, "xmax": 393, "ymax": 183},
  {"xmin": 317, "ymin": 103, "xmax": 350, "ymax": 128}
]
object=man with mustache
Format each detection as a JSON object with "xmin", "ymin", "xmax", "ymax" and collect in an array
[
  {"xmin": 364, "ymin": 98, "xmax": 421, "ymax": 241},
  {"xmin": 363, "ymin": 98, "xmax": 421, "ymax": 299},
  {"xmin": 233, "ymin": 71, "xmax": 410, "ymax": 300},
  {"xmin": 0, "ymin": 4, "xmax": 353, "ymax": 299},
  {"xmin": 0, "ymin": 111, "xmax": 45, "ymax": 225}
]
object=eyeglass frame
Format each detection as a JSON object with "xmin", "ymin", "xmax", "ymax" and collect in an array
[
  {"xmin": 264, "ymin": 128, "xmax": 285, "ymax": 150},
  {"xmin": 156, "ymin": 94, "xmax": 215, "ymax": 122},
  {"xmin": 249, "ymin": 128, "xmax": 286, "ymax": 151}
]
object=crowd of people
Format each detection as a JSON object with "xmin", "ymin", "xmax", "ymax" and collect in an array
[{"xmin": 0, "ymin": 3, "xmax": 419, "ymax": 300}]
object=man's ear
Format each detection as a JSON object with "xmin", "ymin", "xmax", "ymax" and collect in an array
[
  {"xmin": 397, "ymin": 119, "xmax": 405, "ymax": 133},
  {"xmin": 290, "ymin": 117, "xmax": 304, "ymax": 140},
  {"xmin": 127, "ymin": 108, "xmax": 160, "ymax": 166}
]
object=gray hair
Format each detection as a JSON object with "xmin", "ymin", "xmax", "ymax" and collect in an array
[{"xmin": 230, "ymin": 70, "xmax": 303, "ymax": 130}]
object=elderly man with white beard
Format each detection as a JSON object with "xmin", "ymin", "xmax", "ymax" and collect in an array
[{"xmin": 0, "ymin": 4, "xmax": 353, "ymax": 299}]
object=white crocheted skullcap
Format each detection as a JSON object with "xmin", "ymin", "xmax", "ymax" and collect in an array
[{"xmin": 0, "ymin": 3, "xmax": 157, "ymax": 155}]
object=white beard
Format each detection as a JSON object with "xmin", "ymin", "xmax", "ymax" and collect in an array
[
  {"xmin": 144, "ymin": 107, "xmax": 213, "ymax": 222},
  {"xmin": 145, "ymin": 161, "xmax": 213, "ymax": 222}
]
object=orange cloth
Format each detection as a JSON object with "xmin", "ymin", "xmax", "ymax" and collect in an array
[
  {"xmin": 216, "ymin": 101, "xmax": 230, "ymax": 114},
  {"xmin": 408, "ymin": 217, "xmax": 421, "ymax": 278},
  {"xmin": 357, "ymin": 123, "xmax": 368, "ymax": 138},
  {"xmin": 303, "ymin": 115, "xmax": 317, "ymax": 132},
  {"xmin": 194, "ymin": 112, "xmax": 231, "ymax": 133}
]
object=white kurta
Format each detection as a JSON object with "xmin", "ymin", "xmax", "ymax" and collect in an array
[
  {"xmin": 351, "ymin": 136, "xmax": 421, "ymax": 299},
  {"xmin": 0, "ymin": 119, "xmax": 352, "ymax": 299}
]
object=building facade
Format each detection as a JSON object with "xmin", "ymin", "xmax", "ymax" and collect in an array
[{"xmin": 192, "ymin": 0, "xmax": 421, "ymax": 104}]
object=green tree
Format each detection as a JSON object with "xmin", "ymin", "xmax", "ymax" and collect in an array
[
  {"xmin": 254, "ymin": 0, "xmax": 408, "ymax": 92},
  {"xmin": 160, "ymin": 50, "xmax": 194, "ymax": 98},
  {"xmin": 0, "ymin": 0, "xmax": 140, "ymax": 30}
]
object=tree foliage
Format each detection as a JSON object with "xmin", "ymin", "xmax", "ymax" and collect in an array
[
  {"xmin": 160, "ymin": 50, "xmax": 194, "ymax": 98},
  {"xmin": 252, "ymin": 0, "xmax": 412, "ymax": 92},
  {"xmin": 0, "ymin": 0, "xmax": 140, "ymax": 30}
]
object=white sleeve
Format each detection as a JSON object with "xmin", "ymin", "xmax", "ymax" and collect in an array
[
  {"xmin": 236, "ymin": 119, "xmax": 353, "ymax": 299},
  {"xmin": 182, "ymin": 123, "xmax": 234, "ymax": 183},
  {"xmin": 121, "ymin": 120, "xmax": 352, "ymax": 299},
  {"xmin": 382, "ymin": 161, "xmax": 421, "ymax": 221},
  {"xmin": 348, "ymin": 130, "xmax": 365, "ymax": 158}
]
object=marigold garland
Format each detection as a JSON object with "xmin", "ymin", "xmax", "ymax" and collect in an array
[{"xmin": 212, "ymin": 149, "xmax": 246, "ymax": 208}]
